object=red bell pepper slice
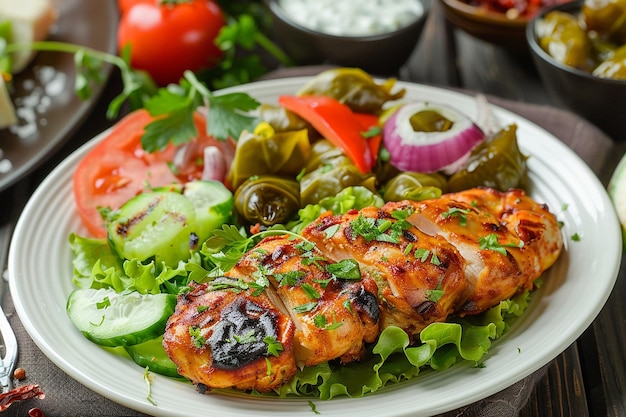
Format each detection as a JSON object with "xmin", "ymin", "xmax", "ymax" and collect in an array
[{"xmin": 278, "ymin": 95, "xmax": 378, "ymax": 173}]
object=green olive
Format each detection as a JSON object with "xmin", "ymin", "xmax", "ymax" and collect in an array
[
  {"xmin": 593, "ymin": 44, "xmax": 626, "ymax": 79},
  {"xmin": 537, "ymin": 11, "xmax": 592, "ymax": 70},
  {"xmin": 583, "ymin": 0, "xmax": 626, "ymax": 44}
]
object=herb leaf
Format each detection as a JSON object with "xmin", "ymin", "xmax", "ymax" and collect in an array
[
  {"xmin": 478, "ymin": 233, "xmax": 524, "ymax": 255},
  {"xmin": 326, "ymin": 259, "xmax": 361, "ymax": 280},
  {"xmin": 264, "ymin": 336, "xmax": 284, "ymax": 357},
  {"xmin": 207, "ymin": 91, "xmax": 260, "ymax": 140}
]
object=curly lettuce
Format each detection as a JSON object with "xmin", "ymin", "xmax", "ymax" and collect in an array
[{"xmin": 271, "ymin": 289, "xmax": 532, "ymax": 399}]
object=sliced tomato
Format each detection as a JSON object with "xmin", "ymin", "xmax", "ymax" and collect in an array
[{"xmin": 73, "ymin": 109, "xmax": 234, "ymax": 238}]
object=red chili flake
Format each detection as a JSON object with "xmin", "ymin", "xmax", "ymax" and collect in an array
[
  {"xmin": 28, "ymin": 408, "xmax": 45, "ymax": 417},
  {"xmin": 0, "ymin": 384, "xmax": 45, "ymax": 411}
]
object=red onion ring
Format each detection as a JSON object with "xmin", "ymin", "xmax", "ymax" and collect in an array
[{"xmin": 383, "ymin": 102, "xmax": 486, "ymax": 174}]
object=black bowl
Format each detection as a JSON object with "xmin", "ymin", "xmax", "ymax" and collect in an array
[
  {"xmin": 267, "ymin": 0, "xmax": 432, "ymax": 76},
  {"xmin": 527, "ymin": 1, "xmax": 626, "ymax": 140}
]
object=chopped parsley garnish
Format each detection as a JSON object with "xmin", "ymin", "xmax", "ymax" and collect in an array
[
  {"xmin": 479, "ymin": 233, "xmax": 524, "ymax": 255},
  {"xmin": 326, "ymin": 259, "xmax": 361, "ymax": 280},
  {"xmin": 415, "ymin": 248, "xmax": 431, "ymax": 262},
  {"xmin": 189, "ymin": 326, "xmax": 206, "ymax": 349},
  {"xmin": 313, "ymin": 314, "xmax": 343, "ymax": 330},
  {"xmin": 441, "ymin": 207, "xmax": 471, "ymax": 226},
  {"xmin": 231, "ymin": 330, "xmax": 256, "ymax": 344},
  {"xmin": 414, "ymin": 248, "xmax": 441, "ymax": 265},
  {"xmin": 324, "ymin": 224, "xmax": 340, "ymax": 239},
  {"xmin": 264, "ymin": 336, "xmax": 284, "ymax": 357},
  {"xmin": 426, "ymin": 288, "xmax": 445, "ymax": 303},
  {"xmin": 301, "ymin": 283, "xmax": 321, "ymax": 300},
  {"xmin": 293, "ymin": 302, "xmax": 318, "ymax": 314},
  {"xmin": 350, "ymin": 210, "xmax": 412, "ymax": 244},
  {"xmin": 274, "ymin": 270, "xmax": 305, "ymax": 287},
  {"xmin": 209, "ymin": 277, "xmax": 249, "ymax": 293}
]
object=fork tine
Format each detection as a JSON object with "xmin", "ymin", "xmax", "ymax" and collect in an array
[{"xmin": 0, "ymin": 305, "xmax": 17, "ymax": 392}]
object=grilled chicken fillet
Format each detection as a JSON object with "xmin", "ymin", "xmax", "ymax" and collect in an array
[
  {"xmin": 163, "ymin": 188, "xmax": 563, "ymax": 393},
  {"xmin": 301, "ymin": 205, "xmax": 467, "ymax": 338},
  {"xmin": 228, "ymin": 235, "xmax": 380, "ymax": 366},
  {"xmin": 402, "ymin": 188, "xmax": 562, "ymax": 314},
  {"xmin": 163, "ymin": 280, "xmax": 297, "ymax": 392}
]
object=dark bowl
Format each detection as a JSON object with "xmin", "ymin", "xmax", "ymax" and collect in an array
[
  {"xmin": 441, "ymin": 0, "xmax": 529, "ymax": 50},
  {"xmin": 527, "ymin": 1, "xmax": 626, "ymax": 140},
  {"xmin": 267, "ymin": 0, "xmax": 432, "ymax": 76}
]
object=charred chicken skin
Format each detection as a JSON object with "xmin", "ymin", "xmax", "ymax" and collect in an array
[
  {"xmin": 162, "ymin": 279, "xmax": 297, "ymax": 392},
  {"xmin": 163, "ymin": 188, "xmax": 563, "ymax": 393}
]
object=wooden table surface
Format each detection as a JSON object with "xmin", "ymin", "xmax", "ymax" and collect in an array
[
  {"xmin": 0, "ymin": 2, "xmax": 624, "ymax": 416},
  {"xmin": 407, "ymin": 3, "xmax": 625, "ymax": 417}
]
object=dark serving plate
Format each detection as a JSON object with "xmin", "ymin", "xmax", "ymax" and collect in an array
[{"xmin": 0, "ymin": 0, "xmax": 118, "ymax": 192}]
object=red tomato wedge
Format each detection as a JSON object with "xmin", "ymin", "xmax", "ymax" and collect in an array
[
  {"xmin": 73, "ymin": 109, "xmax": 234, "ymax": 238},
  {"xmin": 278, "ymin": 95, "xmax": 378, "ymax": 173}
]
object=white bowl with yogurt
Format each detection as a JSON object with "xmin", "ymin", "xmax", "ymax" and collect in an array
[{"xmin": 267, "ymin": 0, "xmax": 432, "ymax": 75}]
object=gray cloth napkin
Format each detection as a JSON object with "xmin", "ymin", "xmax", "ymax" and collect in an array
[{"xmin": 1, "ymin": 68, "xmax": 615, "ymax": 417}]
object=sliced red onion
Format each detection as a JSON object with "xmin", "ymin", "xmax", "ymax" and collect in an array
[{"xmin": 383, "ymin": 102, "xmax": 486, "ymax": 174}]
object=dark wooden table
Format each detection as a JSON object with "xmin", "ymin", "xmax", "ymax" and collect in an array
[{"xmin": 0, "ymin": 2, "xmax": 624, "ymax": 416}]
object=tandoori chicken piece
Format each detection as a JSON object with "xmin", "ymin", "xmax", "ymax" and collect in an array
[
  {"xmin": 301, "ymin": 205, "xmax": 467, "ymax": 338},
  {"xmin": 228, "ymin": 235, "xmax": 380, "ymax": 366},
  {"xmin": 162, "ymin": 280, "xmax": 297, "ymax": 392},
  {"xmin": 399, "ymin": 188, "xmax": 563, "ymax": 314}
]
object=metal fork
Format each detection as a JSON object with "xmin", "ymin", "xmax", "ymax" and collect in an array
[{"xmin": 0, "ymin": 222, "xmax": 18, "ymax": 393}]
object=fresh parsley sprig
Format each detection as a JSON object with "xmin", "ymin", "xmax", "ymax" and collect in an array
[{"xmin": 478, "ymin": 233, "xmax": 524, "ymax": 255}]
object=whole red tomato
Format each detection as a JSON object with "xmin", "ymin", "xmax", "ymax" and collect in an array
[{"xmin": 117, "ymin": 0, "xmax": 226, "ymax": 86}]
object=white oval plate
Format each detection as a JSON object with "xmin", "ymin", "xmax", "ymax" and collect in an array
[{"xmin": 8, "ymin": 78, "xmax": 622, "ymax": 417}]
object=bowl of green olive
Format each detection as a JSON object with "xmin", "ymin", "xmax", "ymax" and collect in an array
[{"xmin": 527, "ymin": 0, "xmax": 626, "ymax": 139}]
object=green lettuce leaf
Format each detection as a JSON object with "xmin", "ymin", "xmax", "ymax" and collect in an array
[{"xmin": 272, "ymin": 290, "xmax": 533, "ymax": 399}]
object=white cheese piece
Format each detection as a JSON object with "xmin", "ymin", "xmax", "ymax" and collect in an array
[
  {"xmin": 0, "ymin": 0, "xmax": 57, "ymax": 73},
  {"xmin": 0, "ymin": 75, "xmax": 17, "ymax": 128}
]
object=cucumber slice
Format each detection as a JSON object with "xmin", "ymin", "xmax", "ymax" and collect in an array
[
  {"xmin": 125, "ymin": 336, "xmax": 180, "ymax": 377},
  {"xmin": 107, "ymin": 191, "xmax": 196, "ymax": 267},
  {"xmin": 66, "ymin": 288, "xmax": 176, "ymax": 347},
  {"xmin": 183, "ymin": 180, "xmax": 234, "ymax": 242}
]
